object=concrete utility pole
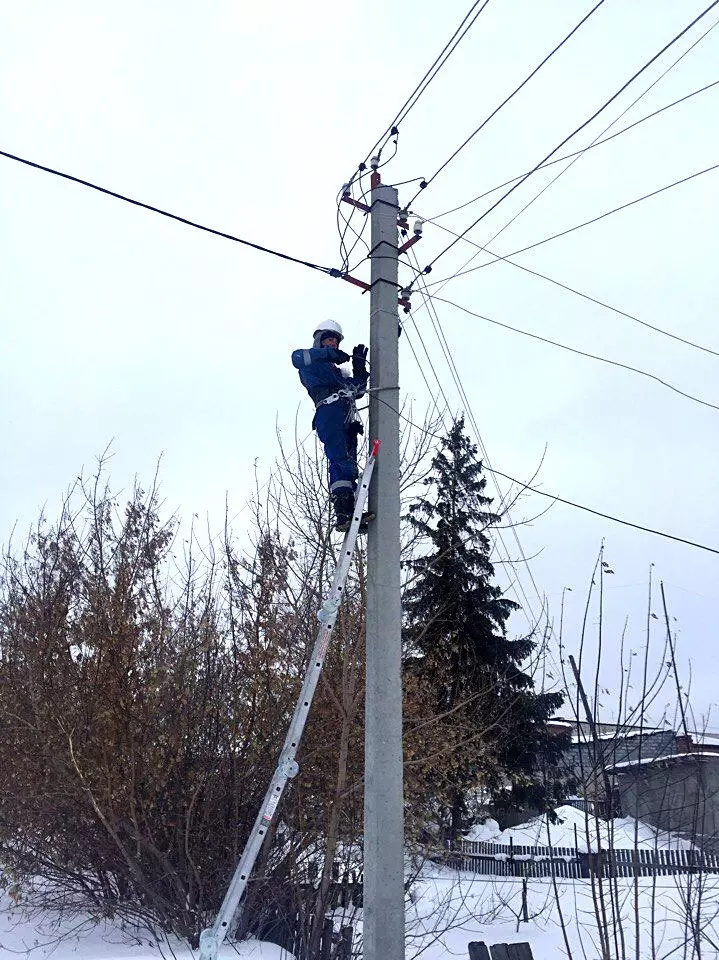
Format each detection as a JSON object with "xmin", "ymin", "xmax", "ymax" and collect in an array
[{"xmin": 364, "ymin": 166, "xmax": 404, "ymax": 960}]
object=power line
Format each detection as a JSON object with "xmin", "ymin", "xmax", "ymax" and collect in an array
[
  {"xmin": 337, "ymin": 0, "xmax": 492, "ymax": 271},
  {"xmin": 424, "ymin": 17, "xmax": 719, "ymax": 292},
  {"xmin": 426, "ymin": 160, "xmax": 719, "ymax": 287},
  {"xmin": 407, "ymin": 0, "xmax": 609, "ymax": 206},
  {"xmin": 430, "ymin": 293, "xmax": 719, "ymax": 414},
  {"xmin": 418, "ymin": 0, "xmax": 719, "ymax": 278},
  {"xmin": 422, "ymin": 217, "xmax": 719, "ymax": 358},
  {"xmin": 383, "ymin": 401, "xmax": 719, "ymax": 557},
  {"xmin": 346, "ymin": 0, "xmax": 493, "ymax": 189},
  {"xmin": 407, "ymin": 248, "xmax": 549, "ymax": 634},
  {"xmin": 0, "ymin": 148, "xmax": 337, "ymax": 277},
  {"xmin": 423, "ymin": 68, "xmax": 719, "ymax": 221}
]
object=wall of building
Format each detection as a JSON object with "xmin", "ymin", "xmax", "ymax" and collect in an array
[{"xmin": 615, "ymin": 757, "xmax": 719, "ymax": 850}]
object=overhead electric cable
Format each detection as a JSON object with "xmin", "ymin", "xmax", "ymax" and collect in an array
[
  {"xmin": 425, "ymin": 47, "xmax": 719, "ymax": 221},
  {"xmin": 426, "ymin": 160, "xmax": 719, "ymax": 287},
  {"xmin": 381, "ymin": 402, "xmax": 719, "ymax": 557},
  {"xmin": 408, "ymin": 0, "xmax": 609, "ymax": 206},
  {"xmin": 427, "ymin": 17, "xmax": 719, "ymax": 287},
  {"xmin": 407, "ymin": 247, "xmax": 549, "ymax": 632},
  {"xmin": 348, "ymin": 0, "xmax": 493, "ymax": 186},
  {"xmin": 337, "ymin": 0, "xmax": 492, "ymax": 269},
  {"xmin": 419, "ymin": 0, "xmax": 719, "ymax": 277},
  {"xmin": 0, "ymin": 148, "xmax": 337, "ymax": 276},
  {"xmin": 430, "ymin": 293, "xmax": 719, "ymax": 413},
  {"xmin": 422, "ymin": 218, "xmax": 719, "ymax": 358}
]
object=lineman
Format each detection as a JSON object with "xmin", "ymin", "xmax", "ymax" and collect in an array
[{"xmin": 291, "ymin": 320, "xmax": 371, "ymax": 532}]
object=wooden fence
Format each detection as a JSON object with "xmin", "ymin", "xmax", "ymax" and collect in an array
[{"xmin": 449, "ymin": 839, "xmax": 719, "ymax": 879}]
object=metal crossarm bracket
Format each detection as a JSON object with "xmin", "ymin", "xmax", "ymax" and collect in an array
[
  {"xmin": 198, "ymin": 441, "xmax": 381, "ymax": 960},
  {"xmin": 398, "ymin": 234, "xmax": 421, "ymax": 255},
  {"xmin": 341, "ymin": 194, "xmax": 371, "ymax": 214}
]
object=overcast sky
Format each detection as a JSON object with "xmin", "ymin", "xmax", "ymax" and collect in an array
[{"xmin": 1, "ymin": 1, "xmax": 717, "ymax": 724}]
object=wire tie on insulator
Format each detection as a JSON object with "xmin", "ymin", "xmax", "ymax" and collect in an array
[
  {"xmin": 342, "ymin": 182, "xmax": 351, "ymax": 197},
  {"xmin": 419, "ymin": 180, "xmax": 427, "ymax": 190},
  {"xmin": 358, "ymin": 162, "xmax": 367, "ymax": 172},
  {"xmin": 391, "ymin": 126, "xmax": 399, "ymax": 137},
  {"xmin": 423, "ymin": 265, "xmax": 432, "ymax": 275}
]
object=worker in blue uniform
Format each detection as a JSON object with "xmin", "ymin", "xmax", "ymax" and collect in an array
[{"xmin": 291, "ymin": 320, "xmax": 370, "ymax": 532}]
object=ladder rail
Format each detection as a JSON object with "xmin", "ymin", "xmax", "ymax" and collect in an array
[{"xmin": 199, "ymin": 441, "xmax": 380, "ymax": 960}]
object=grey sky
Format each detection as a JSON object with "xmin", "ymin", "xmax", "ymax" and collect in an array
[{"xmin": 1, "ymin": 1, "xmax": 717, "ymax": 721}]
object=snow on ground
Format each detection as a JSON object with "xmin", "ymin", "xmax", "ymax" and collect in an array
[
  {"xmin": 5, "ymin": 867, "xmax": 719, "ymax": 960},
  {"xmin": 0, "ymin": 888, "xmax": 286, "ymax": 960},
  {"xmin": 405, "ymin": 863, "xmax": 719, "ymax": 960},
  {"xmin": 3, "ymin": 825, "xmax": 716, "ymax": 959},
  {"xmin": 465, "ymin": 804, "xmax": 695, "ymax": 851}
]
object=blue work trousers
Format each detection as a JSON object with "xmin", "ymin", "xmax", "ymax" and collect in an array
[{"xmin": 314, "ymin": 401, "xmax": 358, "ymax": 498}]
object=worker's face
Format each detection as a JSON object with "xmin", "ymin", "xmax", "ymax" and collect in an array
[{"xmin": 321, "ymin": 335, "xmax": 339, "ymax": 349}]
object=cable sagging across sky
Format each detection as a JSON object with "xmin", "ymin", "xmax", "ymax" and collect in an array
[
  {"xmin": 421, "ymin": 218, "xmax": 719, "ymax": 358},
  {"xmin": 0, "ymin": 148, "xmax": 338, "ymax": 277},
  {"xmin": 418, "ymin": 0, "xmax": 719, "ymax": 278},
  {"xmin": 430, "ymin": 293, "xmax": 719, "ymax": 414},
  {"xmin": 425, "ymin": 160, "xmax": 719, "ymax": 288},
  {"xmin": 407, "ymin": 0, "xmax": 609, "ymax": 206}
]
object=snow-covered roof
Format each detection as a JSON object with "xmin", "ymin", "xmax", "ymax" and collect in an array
[{"xmin": 609, "ymin": 752, "xmax": 719, "ymax": 771}]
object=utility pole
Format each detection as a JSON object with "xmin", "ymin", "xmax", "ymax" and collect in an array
[{"xmin": 364, "ymin": 163, "xmax": 404, "ymax": 960}]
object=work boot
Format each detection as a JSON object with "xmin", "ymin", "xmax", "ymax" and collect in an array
[
  {"xmin": 358, "ymin": 511, "xmax": 376, "ymax": 534},
  {"xmin": 332, "ymin": 491, "xmax": 354, "ymax": 532}
]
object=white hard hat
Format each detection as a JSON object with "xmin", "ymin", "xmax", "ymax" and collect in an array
[{"xmin": 313, "ymin": 319, "xmax": 344, "ymax": 343}]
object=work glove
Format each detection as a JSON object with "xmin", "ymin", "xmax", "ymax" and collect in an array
[
  {"xmin": 352, "ymin": 343, "xmax": 368, "ymax": 377},
  {"xmin": 330, "ymin": 347, "xmax": 351, "ymax": 364},
  {"xmin": 347, "ymin": 420, "xmax": 365, "ymax": 439}
]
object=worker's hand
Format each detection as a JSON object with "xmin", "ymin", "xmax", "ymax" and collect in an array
[{"xmin": 352, "ymin": 344, "xmax": 368, "ymax": 377}]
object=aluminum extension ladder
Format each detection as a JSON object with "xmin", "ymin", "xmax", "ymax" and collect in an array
[{"xmin": 199, "ymin": 440, "xmax": 380, "ymax": 960}]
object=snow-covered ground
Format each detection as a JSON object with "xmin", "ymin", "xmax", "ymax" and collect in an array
[
  {"xmin": 405, "ymin": 863, "xmax": 719, "ymax": 960},
  {"xmin": 3, "ymin": 865, "xmax": 719, "ymax": 959},
  {"xmin": 0, "ymin": 888, "xmax": 284, "ymax": 960},
  {"xmin": 1, "ymin": 810, "xmax": 714, "ymax": 959},
  {"xmin": 465, "ymin": 804, "xmax": 695, "ymax": 851}
]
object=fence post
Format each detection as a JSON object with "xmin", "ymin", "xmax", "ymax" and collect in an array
[
  {"xmin": 468, "ymin": 943, "xmax": 491, "ymax": 960},
  {"xmin": 338, "ymin": 925, "xmax": 353, "ymax": 959},
  {"xmin": 319, "ymin": 917, "xmax": 333, "ymax": 960}
]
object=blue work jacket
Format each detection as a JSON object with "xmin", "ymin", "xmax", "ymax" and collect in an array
[{"xmin": 291, "ymin": 346, "xmax": 368, "ymax": 406}]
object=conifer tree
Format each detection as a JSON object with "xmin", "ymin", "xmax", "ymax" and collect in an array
[{"xmin": 403, "ymin": 417, "xmax": 569, "ymax": 840}]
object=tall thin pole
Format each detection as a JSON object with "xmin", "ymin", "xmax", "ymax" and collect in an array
[{"xmin": 364, "ymin": 169, "xmax": 404, "ymax": 960}]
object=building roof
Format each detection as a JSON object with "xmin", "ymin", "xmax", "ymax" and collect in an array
[{"xmin": 608, "ymin": 752, "xmax": 719, "ymax": 773}]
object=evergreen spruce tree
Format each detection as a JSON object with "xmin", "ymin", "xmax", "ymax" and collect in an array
[{"xmin": 404, "ymin": 416, "xmax": 569, "ymax": 841}]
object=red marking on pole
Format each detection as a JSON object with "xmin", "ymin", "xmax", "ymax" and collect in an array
[{"xmin": 371, "ymin": 440, "xmax": 381, "ymax": 457}]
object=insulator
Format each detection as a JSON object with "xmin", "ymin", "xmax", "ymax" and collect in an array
[{"xmin": 413, "ymin": 219, "xmax": 424, "ymax": 236}]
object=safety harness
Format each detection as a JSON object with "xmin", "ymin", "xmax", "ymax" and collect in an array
[{"xmin": 314, "ymin": 386, "xmax": 357, "ymax": 409}]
